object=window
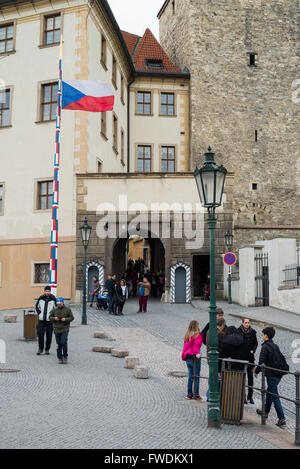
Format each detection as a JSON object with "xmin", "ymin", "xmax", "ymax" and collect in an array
[
  {"xmin": 43, "ymin": 14, "xmax": 61, "ymax": 45},
  {"xmin": 121, "ymin": 129, "xmax": 125, "ymax": 164},
  {"xmin": 161, "ymin": 93, "xmax": 175, "ymax": 116},
  {"xmin": 252, "ymin": 183, "xmax": 258, "ymax": 190},
  {"xmin": 0, "ymin": 184, "xmax": 3, "ymax": 214},
  {"xmin": 137, "ymin": 92, "xmax": 151, "ymax": 115},
  {"xmin": 112, "ymin": 55, "xmax": 117, "ymax": 88},
  {"xmin": 113, "ymin": 114, "xmax": 118, "ymax": 152},
  {"xmin": 0, "ymin": 89, "xmax": 11, "ymax": 127},
  {"xmin": 41, "ymin": 82, "xmax": 58, "ymax": 121},
  {"xmin": 37, "ymin": 180, "xmax": 53, "ymax": 210},
  {"xmin": 121, "ymin": 74, "xmax": 125, "ymax": 104},
  {"xmin": 255, "ymin": 130, "xmax": 258, "ymax": 141},
  {"xmin": 34, "ymin": 263, "xmax": 50, "ymax": 284},
  {"xmin": 101, "ymin": 34, "xmax": 107, "ymax": 68},
  {"xmin": 161, "ymin": 146, "xmax": 175, "ymax": 172},
  {"xmin": 137, "ymin": 145, "xmax": 151, "ymax": 172},
  {"xmin": 97, "ymin": 160, "xmax": 103, "ymax": 173},
  {"xmin": 248, "ymin": 53, "xmax": 257, "ymax": 67},
  {"xmin": 172, "ymin": 0, "xmax": 175, "ymax": 14},
  {"xmin": 145, "ymin": 59, "xmax": 163, "ymax": 69},
  {"xmin": 101, "ymin": 111, "xmax": 107, "ymax": 139},
  {"xmin": 0, "ymin": 23, "xmax": 14, "ymax": 53}
]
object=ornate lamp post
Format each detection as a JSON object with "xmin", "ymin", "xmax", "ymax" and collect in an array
[
  {"xmin": 194, "ymin": 147, "xmax": 227, "ymax": 428},
  {"xmin": 225, "ymin": 230, "xmax": 233, "ymax": 304},
  {"xmin": 80, "ymin": 217, "xmax": 92, "ymax": 325}
]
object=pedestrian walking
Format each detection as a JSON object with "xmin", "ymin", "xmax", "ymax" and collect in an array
[
  {"xmin": 238, "ymin": 318, "xmax": 258, "ymax": 404},
  {"xmin": 106, "ymin": 274, "xmax": 117, "ymax": 315},
  {"xmin": 254, "ymin": 327, "xmax": 289, "ymax": 427},
  {"xmin": 115, "ymin": 279, "xmax": 128, "ymax": 315},
  {"xmin": 49, "ymin": 298, "xmax": 74, "ymax": 364},
  {"xmin": 89, "ymin": 276, "xmax": 100, "ymax": 307},
  {"xmin": 181, "ymin": 320, "xmax": 203, "ymax": 400},
  {"xmin": 137, "ymin": 277, "xmax": 151, "ymax": 313},
  {"xmin": 35, "ymin": 286, "xmax": 56, "ymax": 355}
]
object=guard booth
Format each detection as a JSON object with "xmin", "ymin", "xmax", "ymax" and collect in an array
[
  {"xmin": 220, "ymin": 358, "xmax": 248, "ymax": 425},
  {"xmin": 170, "ymin": 262, "xmax": 191, "ymax": 303}
]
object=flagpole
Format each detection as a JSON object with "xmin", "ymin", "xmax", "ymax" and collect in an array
[{"xmin": 49, "ymin": 34, "xmax": 63, "ymax": 297}]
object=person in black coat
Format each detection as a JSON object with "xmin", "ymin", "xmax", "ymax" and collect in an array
[
  {"xmin": 201, "ymin": 308, "xmax": 227, "ymax": 346},
  {"xmin": 105, "ymin": 274, "xmax": 116, "ymax": 314},
  {"xmin": 219, "ymin": 326, "xmax": 251, "ymax": 372},
  {"xmin": 238, "ymin": 318, "xmax": 258, "ymax": 403}
]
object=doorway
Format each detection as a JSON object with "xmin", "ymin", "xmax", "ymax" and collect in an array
[{"xmin": 193, "ymin": 255, "xmax": 210, "ymax": 297}]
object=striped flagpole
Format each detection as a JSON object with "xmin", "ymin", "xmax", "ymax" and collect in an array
[{"xmin": 49, "ymin": 36, "xmax": 63, "ymax": 297}]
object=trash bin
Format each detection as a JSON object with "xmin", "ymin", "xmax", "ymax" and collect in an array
[
  {"xmin": 24, "ymin": 310, "xmax": 38, "ymax": 340},
  {"xmin": 220, "ymin": 359, "xmax": 248, "ymax": 425}
]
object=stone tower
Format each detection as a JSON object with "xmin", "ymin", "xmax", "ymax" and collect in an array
[{"xmin": 158, "ymin": 0, "xmax": 300, "ymax": 247}]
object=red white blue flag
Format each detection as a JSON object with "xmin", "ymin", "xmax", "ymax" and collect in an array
[{"xmin": 62, "ymin": 80, "xmax": 114, "ymax": 112}]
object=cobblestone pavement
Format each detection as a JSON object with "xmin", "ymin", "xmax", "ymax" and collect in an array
[{"xmin": 1, "ymin": 299, "xmax": 297, "ymax": 449}]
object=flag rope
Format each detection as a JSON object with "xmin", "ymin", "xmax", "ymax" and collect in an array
[{"xmin": 49, "ymin": 39, "xmax": 63, "ymax": 297}]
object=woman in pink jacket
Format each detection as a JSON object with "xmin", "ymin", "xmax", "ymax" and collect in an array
[{"xmin": 182, "ymin": 320, "xmax": 203, "ymax": 400}]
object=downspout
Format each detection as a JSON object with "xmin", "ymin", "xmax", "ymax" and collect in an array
[{"xmin": 127, "ymin": 77, "xmax": 135, "ymax": 173}]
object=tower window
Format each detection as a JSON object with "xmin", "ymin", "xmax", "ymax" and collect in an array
[
  {"xmin": 145, "ymin": 59, "xmax": 163, "ymax": 69},
  {"xmin": 248, "ymin": 53, "xmax": 257, "ymax": 67},
  {"xmin": 252, "ymin": 183, "xmax": 257, "ymax": 190},
  {"xmin": 172, "ymin": 0, "xmax": 175, "ymax": 14},
  {"xmin": 255, "ymin": 130, "xmax": 258, "ymax": 141}
]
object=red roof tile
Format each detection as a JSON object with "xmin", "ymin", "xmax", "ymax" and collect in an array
[
  {"xmin": 121, "ymin": 30, "xmax": 141, "ymax": 57},
  {"xmin": 122, "ymin": 28, "xmax": 182, "ymax": 75}
]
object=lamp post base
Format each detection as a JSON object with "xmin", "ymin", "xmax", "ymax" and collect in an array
[{"xmin": 208, "ymin": 418, "xmax": 221, "ymax": 429}]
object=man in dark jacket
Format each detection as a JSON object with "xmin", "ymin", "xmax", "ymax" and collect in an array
[
  {"xmin": 219, "ymin": 326, "xmax": 251, "ymax": 371},
  {"xmin": 238, "ymin": 318, "xmax": 258, "ymax": 404},
  {"xmin": 202, "ymin": 308, "xmax": 227, "ymax": 346},
  {"xmin": 105, "ymin": 274, "xmax": 117, "ymax": 315},
  {"xmin": 49, "ymin": 298, "xmax": 74, "ymax": 364},
  {"xmin": 35, "ymin": 286, "xmax": 56, "ymax": 355},
  {"xmin": 254, "ymin": 327, "xmax": 286, "ymax": 427}
]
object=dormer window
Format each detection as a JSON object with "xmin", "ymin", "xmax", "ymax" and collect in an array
[{"xmin": 145, "ymin": 59, "xmax": 163, "ymax": 69}]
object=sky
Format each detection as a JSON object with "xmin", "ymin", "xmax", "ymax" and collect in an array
[{"xmin": 107, "ymin": 0, "xmax": 164, "ymax": 39}]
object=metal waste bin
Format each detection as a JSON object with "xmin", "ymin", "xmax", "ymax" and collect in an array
[
  {"xmin": 220, "ymin": 358, "xmax": 248, "ymax": 425},
  {"xmin": 24, "ymin": 310, "xmax": 38, "ymax": 340}
]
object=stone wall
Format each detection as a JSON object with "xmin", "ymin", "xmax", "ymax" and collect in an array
[{"xmin": 159, "ymin": 0, "xmax": 300, "ymax": 248}]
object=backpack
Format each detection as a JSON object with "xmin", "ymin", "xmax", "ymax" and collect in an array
[{"xmin": 266, "ymin": 343, "xmax": 289, "ymax": 377}]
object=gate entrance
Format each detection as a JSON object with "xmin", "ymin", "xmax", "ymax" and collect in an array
[
  {"xmin": 193, "ymin": 255, "xmax": 210, "ymax": 297},
  {"xmin": 255, "ymin": 253, "xmax": 269, "ymax": 306}
]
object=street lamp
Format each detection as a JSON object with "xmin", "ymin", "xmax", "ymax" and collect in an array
[
  {"xmin": 225, "ymin": 230, "xmax": 233, "ymax": 304},
  {"xmin": 194, "ymin": 147, "xmax": 227, "ymax": 429},
  {"xmin": 80, "ymin": 217, "xmax": 92, "ymax": 325}
]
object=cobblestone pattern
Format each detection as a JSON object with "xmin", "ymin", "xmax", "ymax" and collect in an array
[{"xmin": 0, "ymin": 303, "xmax": 277, "ymax": 449}]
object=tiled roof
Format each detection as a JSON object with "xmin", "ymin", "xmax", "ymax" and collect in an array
[
  {"xmin": 121, "ymin": 30, "xmax": 141, "ymax": 57},
  {"xmin": 122, "ymin": 28, "xmax": 182, "ymax": 75}
]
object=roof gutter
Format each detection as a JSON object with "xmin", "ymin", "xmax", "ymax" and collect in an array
[{"xmin": 135, "ymin": 70, "xmax": 190, "ymax": 79}]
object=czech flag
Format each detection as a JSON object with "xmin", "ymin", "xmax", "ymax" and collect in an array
[{"xmin": 62, "ymin": 80, "xmax": 114, "ymax": 112}]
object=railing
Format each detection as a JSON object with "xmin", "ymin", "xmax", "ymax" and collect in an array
[{"xmin": 189, "ymin": 356, "xmax": 300, "ymax": 446}]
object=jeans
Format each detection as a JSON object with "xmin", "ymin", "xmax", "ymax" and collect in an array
[
  {"xmin": 37, "ymin": 321, "xmax": 53, "ymax": 352},
  {"xmin": 55, "ymin": 332, "xmax": 69, "ymax": 360},
  {"xmin": 108, "ymin": 294, "xmax": 116, "ymax": 313},
  {"xmin": 186, "ymin": 357, "xmax": 201, "ymax": 397},
  {"xmin": 138, "ymin": 296, "xmax": 148, "ymax": 312},
  {"xmin": 265, "ymin": 377, "xmax": 285, "ymax": 421}
]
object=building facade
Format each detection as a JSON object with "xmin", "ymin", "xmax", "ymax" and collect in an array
[{"xmin": 158, "ymin": 0, "xmax": 300, "ymax": 249}]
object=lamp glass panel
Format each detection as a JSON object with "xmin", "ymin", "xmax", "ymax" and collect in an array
[
  {"xmin": 215, "ymin": 171, "xmax": 226, "ymax": 205},
  {"xmin": 194, "ymin": 172, "xmax": 205, "ymax": 205},
  {"xmin": 202, "ymin": 171, "xmax": 215, "ymax": 205}
]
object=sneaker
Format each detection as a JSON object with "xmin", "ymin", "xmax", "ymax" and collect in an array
[
  {"xmin": 275, "ymin": 419, "xmax": 286, "ymax": 428},
  {"xmin": 248, "ymin": 397, "xmax": 255, "ymax": 405},
  {"xmin": 36, "ymin": 349, "xmax": 42, "ymax": 355},
  {"xmin": 196, "ymin": 396, "xmax": 203, "ymax": 401},
  {"xmin": 256, "ymin": 409, "xmax": 268, "ymax": 418},
  {"xmin": 45, "ymin": 351, "xmax": 50, "ymax": 355},
  {"xmin": 136, "ymin": 311, "xmax": 142, "ymax": 314},
  {"xmin": 58, "ymin": 359, "xmax": 63, "ymax": 364},
  {"xmin": 185, "ymin": 395, "xmax": 193, "ymax": 400},
  {"xmin": 63, "ymin": 357, "xmax": 68, "ymax": 364}
]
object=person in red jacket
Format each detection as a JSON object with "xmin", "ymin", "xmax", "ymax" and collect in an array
[{"xmin": 182, "ymin": 320, "xmax": 203, "ymax": 400}]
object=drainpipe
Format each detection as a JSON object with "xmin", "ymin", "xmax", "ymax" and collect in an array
[{"xmin": 127, "ymin": 77, "xmax": 135, "ymax": 173}]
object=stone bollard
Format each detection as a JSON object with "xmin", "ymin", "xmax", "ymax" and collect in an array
[
  {"xmin": 134, "ymin": 365, "xmax": 149, "ymax": 379},
  {"xmin": 4, "ymin": 315, "xmax": 17, "ymax": 323},
  {"xmin": 93, "ymin": 345, "xmax": 113, "ymax": 353},
  {"xmin": 94, "ymin": 331, "xmax": 106, "ymax": 339},
  {"xmin": 125, "ymin": 356, "xmax": 139, "ymax": 369},
  {"xmin": 111, "ymin": 349, "xmax": 129, "ymax": 358}
]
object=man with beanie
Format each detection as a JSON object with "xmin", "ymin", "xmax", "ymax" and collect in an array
[
  {"xmin": 35, "ymin": 286, "xmax": 56, "ymax": 355},
  {"xmin": 238, "ymin": 318, "xmax": 258, "ymax": 404},
  {"xmin": 49, "ymin": 298, "xmax": 74, "ymax": 364}
]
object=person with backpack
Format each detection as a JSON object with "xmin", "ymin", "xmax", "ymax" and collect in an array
[
  {"xmin": 254, "ymin": 326, "xmax": 288, "ymax": 427},
  {"xmin": 181, "ymin": 320, "xmax": 203, "ymax": 400}
]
